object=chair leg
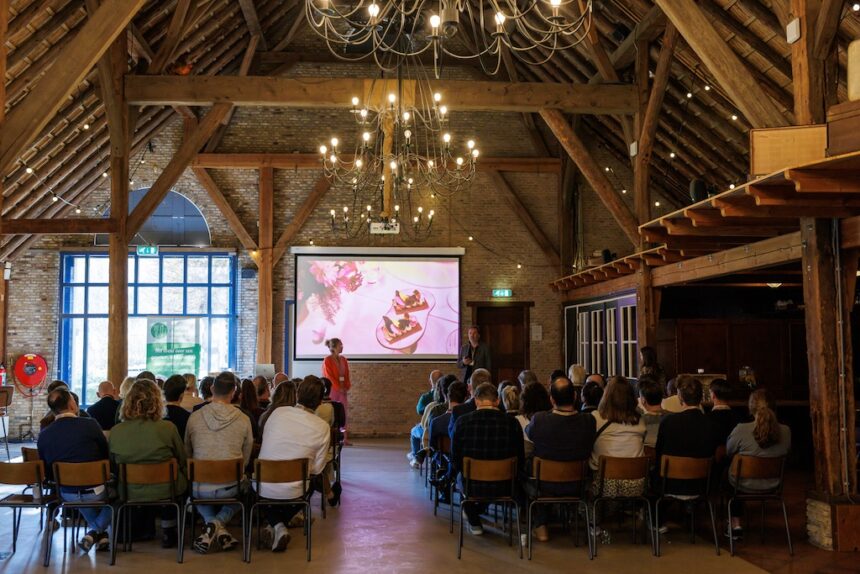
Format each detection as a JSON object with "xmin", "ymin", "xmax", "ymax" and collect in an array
[
  {"xmin": 582, "ymin": 502, "xmax": 593, "ymax": 560},
  {"xmin": 654, "ymin": 499, "xmax": 661, "ymax": 557},
  {"xmin": 527, "ymin": 500, "xmax": 534, "ymax": 560},
  {"xmin": 107, "ymin": 505, "xmax": 116, "ymax": 566},
  {"xmin": 2, "ymin": 417, "xmax": 9, "ymax": 462},
  {"xmin": 239, "ymin": 503, "xmax": 248, "ymax": 563},
  {"xmin": 780, "ymin": 500, "xmax": 793, "ymax": 556},
  {"xmin": 179, "ymin": 503, "xmax": 189, "ymax": 563},
  {"xmin": 760, "ymin": 501, "xmax": 766, "ymax": 544},
  {"xmin": 457, "ymin": 502, "xmax": 465, "ymax": 559},
  {"xmin": 248, "ymin": 505, "xmax": 257, "ymax": 561},
  {"xmin": 449, "ymin": 482, "xmax": 455, "ymax": 534},
  {"xmin": 173, "ymin": 504, "xmax": 183, "ymax": 564},
  {"xmin": 727, "ymin": 498, "xmax": 735, "ymax": 556},
  {"xmin": 707, "ymin": 501, "xmax": 720, "ymax": 556},
  {"xmin": 306, "ymin": 502, "xmax": 312, "ymax": 562},
  {"xmin": 12, "ymin": 507, "xmax": 18, "ymax": 554},
  {"xmin": 43, "ymin": 505, "xmax": 59, "ymax": 567},
  {"xmin": 644, "ymin": 500, "xmax": 656, "ymax": 557},
  {"xmin": 515, "ymin": 503, "xmax": 523, "ymax": 560},
  {"xmin": 591, "ymin": 500, "xmax": 600, "ymax": 558}
]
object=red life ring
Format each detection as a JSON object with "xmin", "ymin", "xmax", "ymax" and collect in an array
[{"xmin": 14, "ymin": 354, "xmax": 48, "ymax": 389}]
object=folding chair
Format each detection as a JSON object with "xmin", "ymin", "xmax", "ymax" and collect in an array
[
  {"xmin": 457, "ymin": 456, "xmax": 522, "ymax": 560},
  {"xmin": 590, "ymin": 455, "xmax": 655, "ymax": 558},
  {"xmin": 526, "ymin": 458, "xmax": 591, "ymax": 560},
  {"xmin": 248, "ymin": 458, "xmax": 312, "ymax": 562},
  {"xmin": 653, "ymin": 455, "xmax": 719, "ymax": 556},
  {"xmin": 46, "ymin": 460, "xmax": 115, "ymax": 566},
  {"xmin": 0, "ymin": 461, "xmax": 54, "ymax": 558},
  {"xmin": 181, "ymin": 458, "xmax": 247, "ymax": 562},
  {"xmin": 726, "ymin": 455, "xmax": 792, "ymax": 556}
]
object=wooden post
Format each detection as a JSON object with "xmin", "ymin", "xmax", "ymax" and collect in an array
[
  {"xmin": 0, "ymin": 0, "xmax": 8, "ymax": 365},
  {"xmin": 791, "ymin": 0, "xmax": 825, "ymax": 125},
  {"xmin": 801, "ymin": 218, "xmax": 857, "ymax": 497},
  {"xmin": 256, "ymin": 167, "xmax": 274, "ymax": 365},
  {"xmin": 636, "ymin": 266, "xmax": 660, "ymax": 351}
]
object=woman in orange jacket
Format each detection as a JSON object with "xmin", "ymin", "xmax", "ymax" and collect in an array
[{"xmin": 322, "ymin": 337, "xmax": 351, "ymax": 444}]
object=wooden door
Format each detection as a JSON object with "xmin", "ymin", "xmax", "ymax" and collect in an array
[{"xmin": 469, "ymin": 302, "xmax": 532, "ymax": 385}]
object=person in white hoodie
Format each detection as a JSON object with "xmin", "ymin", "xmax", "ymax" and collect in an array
[
  {"xmin": 257, "ymin": 375, "xmax": 330, "ymax": 552},
  {"xmin": 185, "ymin": 372, "xmax": 254, "ymax": 554}
]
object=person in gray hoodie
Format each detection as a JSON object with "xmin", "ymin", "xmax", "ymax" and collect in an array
[{"xmin": 185, "ymin": 371, "xmax": 254, "ymax": 554}]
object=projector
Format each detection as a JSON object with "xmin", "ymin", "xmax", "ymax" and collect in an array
[{"xmin": 370, "ymin": 221, "xmax": 401, "ymax": 235}]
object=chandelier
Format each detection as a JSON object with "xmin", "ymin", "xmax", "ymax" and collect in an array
[
  {"xmin": 320, "ymin": 66, "xmax": 478, "ymax": 239},
  {"xmin": 305, "ymin": 0, "xmax": 593, "ymax": 76}
]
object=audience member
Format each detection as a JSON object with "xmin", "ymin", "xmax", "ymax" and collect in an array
[
  {"xmin": 137, "ymin": 371, "xmax": 156, "ymax": 382},
  {"xmin": 273, "ymin": 372, "xmax": 290, "ymax": 387},
  {"xmin": 429, "ymin": 382, "xmax": 467, "ymax": 451},
  {"xmin": 193, "ymin": 376, "xmax": 215, "ymax": 412},
  {"xmin": 316, "ymin": 376, "xmax": 344, "ymax": 506},
  {"xmin": 639, "ymin": 346, "xmax": 666, "ymax": 387},
  {"xmin": 501, "ymin": 385, "xmax": 521, "ymax": 416},
  {"xmin": 726, "ymin": 390, "xmax": 791, "ymax": 539},
  {"xmin": 419, "ymin": 375, "xmax": 458, "ymax": 452},
  {"xmin": 590, "ymin": 377, "xmax": 646, "ymax": 497},
  {"xmin": 239, "ymin": 378, "xmax": 265, "ymax": 425},
  {"xmin": 109, "ymin": 380, "xmax": 187, "ymax": 548},
  {"xmin": 517, "ymin": 382, "xmax": 552, "ymax": 458},
  {"xmin": 448, "ymin": 368, "xmax": 491, "ymax": 437},
  {"xmin": 181, "ymin": 373, "xmax": 203, "ymax": 411},
  {"xmin": 661, "ymin": 378, "xmax": 685, "ymax": 413},
  {"xmin": 119, "ymin": 376, "xmax": 136, "ymax": 399},
  {"xmin": 259, "ymin": 380, "xmax": 297, "ymax": 435},
  {"xmin": 185, "ymin": 371, "xmax": 254, "ymax": 554},
  {"xmin": 163, "ymin": 375, "xmax": 191, "ymax": 439},
  {"xmin": 517, "ymin": 370, "xmax": 538, "ymax": 389},
  {"xmin": 636, "ymin": 376, "xmax": 666, "ymax": 448},
  {"xmin": 38, "ymin": 388, "xmax": 112, "ymax": 552},
  {"xmin": 585, "ymin": 373, "xmax": 606, "ymax": 388},
  {"xmin": 408, "ymin": 371, "xmax": 443, "ymax": 467},
  {"xmin": 707, "ymin": 379, "xmax": 741, "ymax": 445},
  {"xmin": 257, "ymin": 376, "xmax": 331, "ymax": 552},
  {"xmin": 417, "ymin": 370, "xmax": 443, "ymax": 416},
  {"xmin": 452, "ymin": 382, "xmax": 525, "ymax": 535},
  {"xmin": 525, "ymin": 377, "xmax": 596, "ymax": 541},
  {"xmin": 580, "ymin": 381, "xmax": 603, "ymax": 413},
  {"xmin": 321, "ymin": 377, "xmax": 347, "ymax": 431},
  {"xmin": 549, "ymin": 369, "xmax": 566, "ymax": 384},
  {"xmin": 254, "ymin": 376, "xmax": 271, "ymax": 410},
  {"xmin": 87, "ymin": 380, "xmax": 120, "ymax": 432},
  {"xmin": 40, "ymin": 380, "xmax": 91, "ymax": 429},
  {"xmin": 568, "ymin": 364, "xmax": 586, "ymax": 388}
]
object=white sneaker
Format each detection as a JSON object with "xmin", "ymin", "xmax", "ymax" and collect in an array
[
  {"xmin": 468, "ymin": 522, "xmax": 484, "ymax": 536},
  {"xmin": 271, "ymin": 523, "xmax": 290, "ymax": 552}
]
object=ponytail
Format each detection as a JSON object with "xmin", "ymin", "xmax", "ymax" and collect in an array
[{"xmin": 749, "ymin": 389, "xmax": 780, "ymax": 448}]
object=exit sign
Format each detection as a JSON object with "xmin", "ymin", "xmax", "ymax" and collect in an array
[
  {"xmin": 492, "ymin": 288, "xmax": 513, "ymax": 298},
  {"xmin": 137, "ymin": 245, "xmax": 159, "ymax": 256}
]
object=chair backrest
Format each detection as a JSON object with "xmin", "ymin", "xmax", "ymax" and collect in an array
[
  {"xmin": 714, "ymin": 444, "xmax": 727, "ymax": 464},
  {"xmin": 120, "ymin": 459, "xmax": 178, "ymax": 485},
  {"xmin": 255, "ymin": 459, "xmax": 308, "ymax": 484},
  {"xmin": 598, "ymin": 456, "xmax": 650, "ymax": 481},
  {"xmin": 533, "ymin": 457, "xmax": 586, "ymax": 483},
  {"xmin": 21, "ymin": 447, "xmax": 40, "ymax": 462},
  {"xmin": 0, "ymin": 386, "xmax": 13, "ymax": 410},
  {"xmin": 434, "ymin": 435, "xmax": 451, "ymax": 455},
  {"xmin": 54, "ymin": 460, "xmax": 111, "ymax": 488},
  {"xmin": 643, "ymin": 445, "xmax": 656, "ymax": 460},
  {"xmin": 729, "ymin": 455, "xmax": 785, "ymax": 481},
  {"xmin": 188, "ymin": 458, "xmax": 242, "ymax": 485},
  {"xmin": 0, "ymin": 461, "xmax": 45, "ymax": 486},
  {"xmin": 462, "ymin": 457, "xmax": 516, "ymax": 482},
  {"xmin": 659, "ymin": 455, "xmax": 711, "ymax": 480}
]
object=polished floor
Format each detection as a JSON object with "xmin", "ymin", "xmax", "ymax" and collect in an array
[{"xmin": 0, "ymin": 438, "xmax": 844, "ymax": 573}]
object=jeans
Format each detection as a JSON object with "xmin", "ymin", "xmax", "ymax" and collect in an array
[
  {"xmin": 193, "ymin": 485, "xmax": 239, "ymax": 525},
  {"xmin": 60, "ymin": 487, "xmax": 112, "ymax": 533},
  {"xmin": 410, "ymin": 424, "xmax": 424, "ymax": 456}
]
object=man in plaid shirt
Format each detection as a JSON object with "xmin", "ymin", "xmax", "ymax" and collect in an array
[{"xmin": 452, "ymin": 382, "xmax": 525, "ymax": 535}]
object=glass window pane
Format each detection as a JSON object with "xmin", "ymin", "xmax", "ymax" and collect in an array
[
  {"xmin": 162, "ymin": 287, "xmax": 184, "ymax": 314},
  {"xmin": 138, "ymin": 286, "xmax": 159, "ymax": 314},
  {"xmin": 187, "ymin": 256, "xmax": 208, "ymax": 283},
  {"xmin": 88, "ymin": 286, "xmax": 109, "ymax": 314},
  {"xmin": 88, "ymin": 257, "xmax": 109, "ymax": 283},
  {"xmin": 186, "ymin": 287, "xmax": 208, "ymax": 314},
  {"xmin": 63, "ymin": 286, "xmax": 86, "ymax": 314},
  {"xmin": 66, "ymin": 318, "xmax": 85, "ymax": 397},
  {"xmin": 137, "ymin": 258, "xmax": 159, "ymax": 283},
  {"xmin": 85, "ymin": 318, "xmax": 108, "ymax": 405},
  {"xmin": 128, "ymin": 317, "xmax": 148, "ymax": 375},
  {"xmin": 127, "ymin": 286, "xmax": 135, "ymax": 315},
  {"xmin": 212, "ymin": 257, "xmax": 231, "ymax": 283},
  {"xmin": 64, "ymin": 256, "xmax": 87, "ymax": 283},
  {"xmin": 199, "ymin": 319, "xmax": 210, "ymax": 378},
  {"xmin": 211, "ymin": 287, "xmax": 230, "ymax": 315},
  {"xmin": 128, "ymin": 256, "xmax": 136, "ymax": 284},
  {"xmin": 210, "ymin": 318, "xmax": 230, "ymax": 372},
  {"xmin": 162, "ymin": 257, "xmax": 184, "ymax": 283}
]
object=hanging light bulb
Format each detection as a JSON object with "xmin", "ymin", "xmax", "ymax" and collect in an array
[
  {"xmin": 388, "ymin": 93, "xmax": 396, "ymax": 104},
  {"xmin": 351, "ymin": 96, "xmax": 359, "ymax": 106},
  {"xmin": 430, "ymin": 14, "xmax": 441, "ymax": 30},
  {"xmin": 439, "ymin": 105, "xmax": 447, "ymax": 116},
  {"xmin": 319, "ymin": 145, "xmax": 327, "ymax": 155},
  {"xmin": 368, "ymin": 3, "xmax": 380, "ymax": 18},
  {"xmin": 495, "ymin": 12, "xmax": 506, "ymax": 27},
  {"xmin": 25, "ymin": 167, "xmax": 33, "ymax": 174},
  {"xmin": 472, "ymin": 149, "xmax": 480, "ymax": 158},
  {"xmin": 467, "ymin": 140, "xmax": 475, "ymax": 150},
  {"xmin": 330, "ymin": 137, "xmax": 339, "ymax": 148},
  {"xmin": 404, "ymin": 129, "xmax": 412, "ymax": 141},
  {"xmin": 52, "ymin": 195, "xmax": 59, "ymax": 202},
  {"xmin": 442, "ymin": 133, "xmax": 451, "ymax": 143},
  {"xmin": 360, "ymin": 108, "xmax": 368, "ymax": 119},
  {"xmin": 75, "ymin": 207, "xmax": 81, "ymax": 214},
  {"xmin": 362, "ymin": 131, "xmax": 371, "ymax": 142},
  {"xmin": 330, "ymin": 154, "xmax": 338, "ymax": 163},
  {"xmin": 355, "ymin": 158, "xmax": 363, "ymax": 168},
  {"xmin": 456, "ymin": 157, "xmax": 464, "ymax": 166},
  {"xmin": 433, "ymin": 92, "xmax": 442, "ymax": 103},
  {"xmin": 402, "ymin": 111, "xmax": 411, "ymax": 122}
]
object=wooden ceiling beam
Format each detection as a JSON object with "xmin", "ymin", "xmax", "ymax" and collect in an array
[
  {"xmin": 654, "ymin": 0, "xmax": 789, "ymax": 128},
  {"xmin": 714, "ymin": 198, "xmax": 856, "ymax": 218},
  {"xmin": 663, "ymin": 219, "xmax": 793, "ymax": 237},
  {"xmin": 191, "ymin": 167, "xmax": 257, "ymax": 252},
  {"xmin": 272, "ymin": 176, "xmax": 331, "ymax": 264},
  {"xmin": 605, "ymin": 5, "xmax": 666, "ymax": 72},
  {"xmin": 125, "ymin": 75, "xmax": 639, "ymax": 114},
  {"xmin": 0, "ymin": 218, "xmax": 118, "ymax": 235},
  {"xmin": 238, "ymin": 0, "xmax": 268, "ymax": 50},
  {"xmin": 149, "ymin": 0, "xmax": 194, "ymax": 74},
  {"xmin": 813, "ymin": 0, "xmax": 846, "ymax": 59},
  {"xmin": 787, "ymin": 169, "xmax": 860, "ymax": 193}
]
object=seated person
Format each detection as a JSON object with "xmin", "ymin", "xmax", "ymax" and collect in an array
[
  {"xmin": 40, "ymin": 380, "xmax": 91, "ymax": 428},
  {"xmin": 590, "ymin": 377, "xmax": 646, "ymax": 498},
  {"xmin": 430, "ymin": 382, "xmax": 468, "ymax": 452},
  {"xmin": 38, "ymin": 387, "xmax": 112, "ymax": 553},
  {"xmin": 452, "ymin": 383, "xmax": 525, "ymax": 535},
  {"xmin": 193, "ymin": 376, "xmax": 215, "ymax": 412},
  {"xmin": 707, "ymin": 378, "xmax": 741, "ymax": 446},
  {"xmin": 725, "ymin": 390, "xmax": 791, "ymax": 540},
  {"xmin": 163, "ymin": 375, "xmax": 191, "ymax": 439},
  {"xmin": 516, "ymin": 382, "xmax": 552, "ymax": 458},
  {"xmin": 180, "ymin": 373, "xmax": 203, "ymax": 411},
  {"xmin": 585, "ymin": 373, "xmax": 606, "ymax": 388},
  {"xmin": 548, "ymin": 369, "xmax": 566, "ymax": 385},
  {"xmin": 580, "ymin": 380, "xmax": 603, "ymax": 414},
  {"xmin": 636, "ymin": 376, "xmax": 667, "ymax": 449},
  {"xmin": 254, "ymin": 376, "xmax": 271, "ymax": 410},
  {"xmin": 87, "ymin": 380, "xmax": 120, "ymax": 432},
  {"xmin": 448, "ymin": 368, "xmax": 491, "ymax": 437},
  {"xmin": 408, "ymin": 370, "xmax": 443, "ymax": 468},
  {"xmin": 501, "ymin": 385, "xmax": 521, "ymax": 416},
  {"xmin": 185, "ymin": 372, "xmax": 254, "ymax": 554},
  {"xmin": 517, "ymin": 370, "xmax": 538, "ymax": 389},
  {"xmin": 525, "ymin": 377, "xmax": 596, "ymax": 542},
  {"xmin": 256, "ymin": 376, "xmax": 331, "ymax": 552},
  {"xmin": 661, "ymin": 378, "xmax": 685, "ymax": 413},
  {"xmin": 568, "ymin": 364, "xmax": 586, "ymax": 389}
]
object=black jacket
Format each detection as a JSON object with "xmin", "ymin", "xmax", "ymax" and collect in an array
[
  {"xmin": 655, "ymin": 409, "xmax": 718, "ymax": 495},
  {"xmin": 86, "ymin": 396, "xmax": 120, "ymax": 431}
]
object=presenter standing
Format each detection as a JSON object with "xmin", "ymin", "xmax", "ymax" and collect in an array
[
  {"xmin": 457, "ymin": 326, "xmax": 492, "ymax": 383},
  {"xmin": 323, "ymin": 338, "xmax": 352, "ymax": 445}
]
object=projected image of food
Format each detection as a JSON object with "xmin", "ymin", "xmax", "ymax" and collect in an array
[{"xmin": 295, "ymin": 256, "xmax": 459, "ymax": 359}]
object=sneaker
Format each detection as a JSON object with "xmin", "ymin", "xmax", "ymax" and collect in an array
[
  {"xmin": 79, "ymin": 530, "xmax": 97, "ymax": 553},
  {"xmin": 533, "ymin": 525, "xmax": 550, "ymax": 542},
  {"xmin": 410, "ymin": 459, "xmax": 421, "ymax": 469},
  {"xmin": 406, "ymin": 452, "xmax": 415, "ymax": 463},
  {"xmin": 468, "ymin": 522, "xmax": 484, "ymax": 536},
  {"xmin": 261, "ymin": 525, "xmax": 274, "ymax": 547},
  {"xmin": 193, "ymin": 522, "xmax": 217, "ymax": 554},
  {"xmin": 287, "ymin": 512, "xmax": 305, "ymax": 528},
  {"xmin": 272, "ymin": 523, "xmax": 290, "ymax": 552},
  {"xmin": 215, "ymin": 525, "xmax": 238, "ymax": 551},
  {"xmin": 95, "ymin": 531, "xmax": 110, "ymax": 552}
]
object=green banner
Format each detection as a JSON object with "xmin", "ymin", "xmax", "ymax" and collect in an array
[{"xmin": 146, "ymin": 317, "xmax": 201, "ymax": 377}]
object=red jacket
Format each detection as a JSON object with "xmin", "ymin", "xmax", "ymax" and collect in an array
[{"xmin": 323, "ymin": 355, "xmax": 351, "ymax": 393}]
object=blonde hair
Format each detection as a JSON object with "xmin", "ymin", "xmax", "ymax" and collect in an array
[
  {"xmin": 120, "ymin": 380, "xmax": 164, "ymax": 422},
  {"xmin": 118, "ymin": 376, "xmax": 136, "ymax": 399},
  {"xmin": 325, "ymin": 338, "xmax": 342, "ymax": 351},
  {"xmin": 569, "ymin": 364, "xmax": 586, "ymax": 386},
  {"xmin": 749, "ymin": 389, "xmax": 780, "ymax": 448},
  {"xmin": 502, "ymin": 386, "xmax": 521, "ymax": 412},
  {"xmin": 183, "ymin": 373, "xmax": 198, "ymax": 394}
]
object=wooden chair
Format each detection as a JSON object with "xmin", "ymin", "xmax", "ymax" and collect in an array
[
  {"xmin": 726, "ymin": 455, "xmax": 792, "ymax": 556},
  {"xmin": 457, "ymin": 456, "xmax": 522, "ymax": 560},
  {"xmin": 591, "ymin": 456, "xmax": 655, "ymax": 558},
  {"xmin": 18, "ymin": 447, "xmax": 47, "ymax": 530},
  {"xmin": 526, "ymin": 458, "xmax": 591, "ymax": 560},
  {"xmin": 427, "ymin": 435, "xmax": 452, "ymax": 521},
  {"xmin": 654, "ymin": 455, "xmax": 719, "ymax": 556},
  {"xmin": 21, "ymin": 447, "xmax": 40, "ymax": 462},
  {"xmin": 182, "ymin": 458, "xmax": 247, "ymax": 562},
  {"xmin": 0, "ymin": 386, "xmax": 13, "ymax": 461},
  {"xmin": 115, "ymin": 459, "xmax": 183, "ymax": 564},
  {"xmin": 0, "ymin": 461, "xmax": 54, "ymax": 558},
  {"xmin": 249, "ymin": 459, "xmax": 312, "ymax": 562},
  {"xmin": 46, "ymin": 460, "xmax": 114, "ymax": 566},
  {"xmin": 643, "ymin": 446, "xmax": 656, "ymax": 461}
]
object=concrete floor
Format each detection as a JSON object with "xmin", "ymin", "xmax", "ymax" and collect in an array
[{"xmin": 0, "ymin": 439, "xmax": 773, "ymax": 573}]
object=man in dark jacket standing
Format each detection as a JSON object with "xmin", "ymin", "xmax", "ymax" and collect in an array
[{"xmin": 457, "ymin": 326, "xmax": 492, "ymax": 384}]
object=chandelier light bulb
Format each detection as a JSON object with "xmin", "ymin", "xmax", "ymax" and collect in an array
[
  {"xmin": 366, "ymin": 205, "xmax": 372, "ymax": 211},
  {"xmin": 413, "ymin": 216, "xmax": 419, "ymax": 223},
  {"xmin": 75, "ymin": 207, "xmax": 81, "ymax": 214},
  {"xmin": 404, "ymin": 129, "xmax": 412, "ymax": 140},
  {"xmin": 467, "ymin": 140, "xmax": 475, "ymax": 149},
  {"xmin": 472, "ymin": 149, "xmax": 480, "ymax": 158},
  {"xmin": 388, "ymin": 93, "xmax": 396, "ymax": 104},
  {"xmin": 468, "ymin": 236, "xmax": 473, "ymax": 241},
  {"xmin": 330, "ymin": 209, "xmax": 336, "ymax": 216},
  {"xmin": 362, "ymin": 131, "xmax": 371, "ymax": 142},
  {"xmin": 355, "ymin": 158, "xmax": 363, "ymax": 168},
  {"xmin": 330, "ymin": 154, "xmax": 338, "ymax": 163},
  {"xmin": 330, "ymin": 137, "xmax": 339, "ymax": 148},
  {"xmin": 368, "ymin": 3, "xmax": 380, "ymax": 18},
  {"xmin": 430, "ymin": 14, "xmax": 441, "ymax": 29},
  {"xmin": 343, "ymin": 206, "xmax": 349, "ymax": 213},
  {"xmin": 443, "ymin": 133, "xmax": 451, "ymax": 143},
  {"xmin": 395, "ymin": 204, "xmax": 400, "ymax": 212},
  {"xmin": 389, "ymin": 160, "xmax": 398, "ymax": 170},
  {"xmin": 319, "ymin": 145, "xmax": 327, "ymax": 155},
  {"xmin": 418, "ymin": 206, "xmax": 423, "ymax": 213},
  {"xmin": 434, "ymin": 92, "xmax": 442, "ymax": 102},
  {"xmin": 550, "ymin": 0, "xmax": 561, "ymax": 5},
  {"xmin": 495, "ymin": 12, "xmax": 506, "ymax": 26},
  {"xmin": 456, "ymin": 157, "xmax": 464, "ymax": 166},
  {"xmin": 731, "ymin": 114, "xmax": 738, "ymax": 121},
  {"xmin": 25, "ymin": 167, "xmax": 33, "ymax": 174},
  {"xmin": 427, "ymin": 160, "xmax": 435, "ymax": 168},
  {"xmin": 439, "ymin": 105, "xmax": 447, "ymax": 115},
  {"xmin": 360, "ymin": 109, "xmax": 368, "ymax": 118},
  {"xmin": 408, "ymin": 178, "xmax": 414, "ymax": 184},
  {"xmin": 351, "ymin": 96, "xmax": 359, "ymax": 106},
  {"xmin": 402, "ymin": 111, "xmax": 410, "ymax": 122}
]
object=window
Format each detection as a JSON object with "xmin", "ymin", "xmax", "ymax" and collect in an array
[
  {"xmin": 590, "ymin": 309, "xmax": 605, "ymax": 375},
  {"xmin": 606, "ymin": 310, "xmax": 617, "ymax": 377},
  {"xmin": 58, "ymin": 252, "xmax": 237, "ymax": 405},
  {"xmin": 578, "ymin": 312, "xmax": 590, "ymax": 372},
  {"xmin": 621, "ymin": 305, "xmax": 637, "ymax": 379}
]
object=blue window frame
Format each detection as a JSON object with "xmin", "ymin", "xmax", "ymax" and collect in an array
[{"xmin": 58, "ymin": 252, "xmax": 237, "ymax": 405}]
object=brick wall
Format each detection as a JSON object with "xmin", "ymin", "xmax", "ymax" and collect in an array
[{"xmin": 4, "ymin": 98, "xmax": 639, "ymax": 437}]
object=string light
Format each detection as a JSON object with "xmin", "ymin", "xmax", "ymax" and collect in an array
[
  {"xmin": 669, "ymin": 152, "xmax": 676, "ymax": 159},
  {"xmin": 686, "ymin": 92, "xmax": 693, "ymax": 99},
  {"xmin": 517, "ymin": 263, "xmax": 522, "ymax": 269},
  {"xmin": 853, "ymin": 3, "xmax": 859, "ymax": 11},
  {"xmin": 729, "ymin": 183, "xmax": 736, "ymax": 189},
  {"xmin": 621, "ymin": 189, "xmax": 627, "ymax": 194},
  {"xmin": 704, "ymin": 85, "xmax": 711, "ymax": 91},
  {"xmin": 731, "ymin": 114, "xmax": 738, "ymax": 121},
  {"xmin": 654, "ymin": 201, "xmax": 661, "ymax": 207}
]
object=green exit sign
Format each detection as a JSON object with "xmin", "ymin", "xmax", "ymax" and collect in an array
[
  {"xmin": 136, "ymin": 245, "xmax": 159, "ymax": 256},
  {"xmin": 492, "ymin": 288, "xmax": 513, "ymax": 298}
]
